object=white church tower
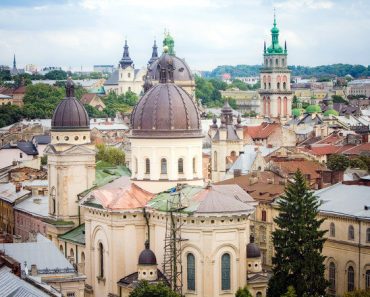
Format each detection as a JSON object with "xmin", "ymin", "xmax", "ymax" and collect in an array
[
  {"xmin": 259, "ymin": 14, "xmax": 292, "ymax": 119},
  {"xmin": 45, "ymin": 78, "xmax": 96, "ymax": 228}
]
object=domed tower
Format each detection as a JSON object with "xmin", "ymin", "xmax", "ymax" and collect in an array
[
  {"xmin": 45, "ymin": 78, "xmax": 95, "ymax": 226},
  {"xmin": 259, "ymin": 13, "xmax": 292, "ymax": 119},
  {"xmin": 146, "ymin": 36, "xmax": 195, "ymax": 98},
  {"xmin": 130, "ymin": 53, "xmax": 203, "ymax": 193},
  {"xmin": 137, "ymin": 241, "xmax": 158, "ymax": 281},
  {"xmin": 246, "ymin": 237, "xmax": 268, "ymax": 296}
]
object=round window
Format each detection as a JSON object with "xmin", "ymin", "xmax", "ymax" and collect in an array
[
  {"xmin": 75, "ymin": 136, "xmax": 79, "ymax": 141},
  {"xmin": 64, "ymin": 136, "xmax": 69, "ymax": 141}
]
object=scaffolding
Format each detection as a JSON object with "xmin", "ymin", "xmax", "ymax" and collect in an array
[{"xmin": 162, "ymin": 184, "xmax": 188, "ymax": 295}]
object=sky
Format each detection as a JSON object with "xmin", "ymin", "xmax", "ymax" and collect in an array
[{"xmin": 0, "ymin": 0, "xmax": 369, "ymax": 71}]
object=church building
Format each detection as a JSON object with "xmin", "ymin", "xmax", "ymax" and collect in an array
[{"xmin": 259, "ymin": 15, "xmax": 292, "ymax": 119}]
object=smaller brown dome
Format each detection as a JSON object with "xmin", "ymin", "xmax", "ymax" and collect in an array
[
  {"xmin": 51, "ymin": 78, "xmax": 89, "ymax": 130},
  {"xmin": 247, "ymin": 242, "xmax": 261, "ymax": 258},
  {"xmin": 138, "ymin": 241, "xmax": 157, "ymax": 265}
]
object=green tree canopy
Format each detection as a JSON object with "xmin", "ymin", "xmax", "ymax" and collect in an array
[
  {"xmin": 344, "ymin": 290, "xmax": 370, "ymax": 297},
  {"xmin": 23, "ymin": 83, "xmax": 65, "ymax": 118},
  {"xmin": 267, "ymin": 170, "xmax": 328, "ymax": 297},
  {"xmin": 45, "ymin": 70, "xmax": 68, "ymax": 80},
  {"xmin": 349, "ymin": 158, "xmax": 368, "ymax": 170},
  {"xmin": 129, "ymin": 281, "xmax": 180, "ymax": 297},
  {"xmin": 327, "ymin": 154, "xmax": 350, "ymax": 171},
  {"xmin": 331, "ymin": 95, "xmax": 347, "ymax": 104},
  {"xmin": 96, "ymin": 143, "xmax": 125, "ymax": 166}
]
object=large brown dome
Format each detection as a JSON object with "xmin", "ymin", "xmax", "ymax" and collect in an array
[
  {"xmin": 131, "ymin": 83, "xmax": 202, "ymax": 138},
  {"xmin": 147, "ymin": 53, "xmax": 193, "ymax": 82},
  {"xmin": 51, "ymin": 79, "xmax": 89, "ymax": 130}
]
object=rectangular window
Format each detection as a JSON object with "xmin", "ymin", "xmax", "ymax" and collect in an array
[{"xmin": 67, "ymin": 293, "xmax": 75, "ymax": 297}]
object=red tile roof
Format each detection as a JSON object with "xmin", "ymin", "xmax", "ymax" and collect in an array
[
  {"xmin": 272, "ymin": 159, "xmax": 325, "ymax": 180},
  {"xmin": 342, "ymin": 143, "xmax": 370, "ymax": 155},
  {"xmin": 13, "ymin": 86, "xmax": 26, "ymax": 94},
  {"xmin": 80, "ymin": 93, "xmax": 97, "ymax": 105},
  {"xmin": 243, "ymin": 123, "xmax": 280, "ymax": 139}
]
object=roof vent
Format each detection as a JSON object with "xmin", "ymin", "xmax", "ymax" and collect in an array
[{"xmin": 365, "ymin": 205, "xmax": 369, "ymax": 210}]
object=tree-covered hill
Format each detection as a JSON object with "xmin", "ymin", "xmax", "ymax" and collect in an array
[{"xmin": 203, "ymin": 63, "xmax": 370, "ymax": 79}]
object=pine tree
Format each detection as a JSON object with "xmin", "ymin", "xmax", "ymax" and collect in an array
[
  {"xmin": 267, "ymin": 170, "xmax": 328, "ymax": 297},
  {"xmin": 235, "ymin": 286, "xmax": 253, "ymax": 297},
  {"xmin": 281, "ymin": 286, "xmax": 297, "ymax": 297}
]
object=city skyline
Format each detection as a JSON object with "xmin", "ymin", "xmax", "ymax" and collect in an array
[{"xmin": 1, "ymin": 0, "xmax": 370, "ymax": 70}]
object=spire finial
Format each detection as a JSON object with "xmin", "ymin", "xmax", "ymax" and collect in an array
[
  {"xmin": 144, "ymin": 240, "xmax": 149, "ymax": 249},
  {"xmin": 65, "ymin": 77, "xmax": 75, "ymax": 98},
  {"xmin": 273, "ymin": 8, "xmax": 276, "ymax": 26}
]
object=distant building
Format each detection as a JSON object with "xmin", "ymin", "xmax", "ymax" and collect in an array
[
  {"xmin": 235, "ymin": 76, "xmax": 260, "ymax": 85},
  {"xmin": 39, "ymin": 66, "xmax": 62, "ymax": 75},
  {"xmin": 93, "ymin": 64, "xmax": 115, "ymax": 73},
  {"xmin": 347, "ymin": 79, "xmax": 370, "ymax": 97},
  {"xmin": 220, "ymin": 89, "xmax": 260, "ymax": 114},
  {"xmin": 24, "ymin": 64, "xmax": 38, "ymax": 74}
]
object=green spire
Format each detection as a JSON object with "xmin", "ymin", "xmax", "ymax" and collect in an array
[
  {"xmin": 163, "ymin": 29, "xmax": 175, "ymax": 56},
  {"xmin": 265, "ymin": 11, "xmax": 284, "ymax": 55}
]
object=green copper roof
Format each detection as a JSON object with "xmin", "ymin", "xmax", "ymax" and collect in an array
[
  {"xmin": 292, "ymin": 108, "xmax": 304, "ymax": 117},
  {"xmin": 59, "ymin": 224, "xmax": 85, "ymax": 245},
  {"xmin": 95, "ymin": 160, "xmax": 131, "ymax": 187},
  {"xmin": 305, "ymin": 104, "xmax": 322, "ymax": 114},
  {"xmin": 163, "ymin": 30, "xmax": 175, "ymax": 56},
  {"xmin": 265, "ymin": 14, "xmax": 287, "ymax": 55},
  {"xmin": 324, "ymin": 109, "xmax": 339, "ymax": 116}
]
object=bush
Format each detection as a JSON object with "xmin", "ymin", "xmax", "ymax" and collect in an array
[
  {"xmin": 327, "ymin": 154, "xmax": 350, "ymax": 171},
  {"xmin": 129, "ymin": 281, "xmax": 180, "ymax": 297}
]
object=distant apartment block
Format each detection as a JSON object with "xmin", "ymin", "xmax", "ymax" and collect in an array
[
  {"xmin": 93, "ymin": 64, "xmax": 115, "ymax": 73},
  {"xmin": 347, "ymin": 79, "xmax": 370, "ymax": 97}
]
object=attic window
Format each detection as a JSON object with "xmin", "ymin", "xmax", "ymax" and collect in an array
[{"xmin": 179, "ymin": 67, "xmax": 184, "ymax": 72}]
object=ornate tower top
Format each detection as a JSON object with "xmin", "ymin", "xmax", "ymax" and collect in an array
[
  {"xmin": 13, "ymin": 54, "xmax": 16, "ymax": 69},
  {"xmin": 119, "ymin": 39, "xmax": 134, "ymax": 69},
  {"xmin": 163, "ymin": 30, "xmax": 175, "ymax": 56},
  {"xmin": 265, "ymin": 13, "xmax": 287, "ymax": 55},
  {"xmin": 148, "ymin": 40, "xmax": 159, "ymax": 65}
]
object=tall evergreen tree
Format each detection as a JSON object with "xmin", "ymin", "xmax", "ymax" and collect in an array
[{"xmin": 267, "ymin": 170, "xmax": 328, "ymax": 297}]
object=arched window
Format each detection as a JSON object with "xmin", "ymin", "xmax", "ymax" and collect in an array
[
  {"xmin": 329, "ymin": 262, "xmax": 336, "ymax": 294},
  {"xmin": 134, "ymin": 157, "xmax": 138, "ymax": 174},
  {"xmin": 348, "ymin": 225, "xmax": 355, "ymax": 240},
  {"xmin": 366, "ymin": 270, "xmax": 370, "ymax": 289},
  {"xmin": 261, "ymin": 210, "xmax": 267, "ymax": 222},
  {"xmin": 268, "ymin": 83, "xmax": 271, "ymax": 89},
  {"xmin": 60, "ymin": 245, "xmax": 64, "ymax": 253},
  {"xmin": 70, "ymin": 248, "xmax": 74, "ymax": 259},
  {"xmin": 330, "ymin": 223, "xmax": 335, "ymax": 237},
  {"xmin": 192, "ymin": 157, "xmax": 196, "ymax": 174},
  {"xmin": 276, "ymin": 58, "xmax": 278, "ymax": 66},
  {"xmin": 214, "ymin": 151, "xmax": 218, "ymax": 171},
  {"xmin": 264, "ymin": 83, "xmax": 266, "ymax": 89},
  {"xmin": 178, "ymin": 158, "xmax": 184, "ymax": 174},
  {"xmin": 366, "ymin": 228, "xmax": 370, "ymax": 242},
  {"xmin": 282, "ymin": 58, "xmax": 285, "ymax": 66},
  {"xmin": 98, "ymin": 243, "xmax": 104, "ymax": 278},
  {"xmin": 256, "ymin": 292, "xmax": 262, "ymax": 297},
  {"xmin": 277, "ymin": 82, "xmax": 280, "ymax": 89},
  {"xmin": 161, "ymin": 158, "xmax": 167, "ymax": 174},
  {"xmin": 283, "ymin": 82, "xmax": 287, "ymax": 90},
  {"xmin": 187, "ymin": 253, "xmax": 195, "ymax": 291},
  {"xmin": 348, "ymin": 266, "xmax": 354, "ymax": 291},
  {"xmin": 81, "ymin": 252, "xmax": 85, "ymax": 263},
  {"xmin": 221, "ymin": 253, "xmax": 231, "ymax": 290},
  {"xmin": 145, "ymin": 158, "xmax": 150, "ymax": 174}
]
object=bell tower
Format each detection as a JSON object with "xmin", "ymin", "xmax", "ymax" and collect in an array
[
  {"xmin": 259, "ymin": 13, "xmax": 292, "ymax": 119},
  {"xmin": 45, "ymin": 78, "xmax": 96, "ymax": 226}
]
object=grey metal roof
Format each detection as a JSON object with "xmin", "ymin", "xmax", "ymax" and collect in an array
[
  {"xmin": 104, "ymin": 69, "xmax": 119, "ymax": 85},
  {"xmin": 1, "ymin": 235, "xmax": 74, "ymax": 272},
  {"xmin": 0, "ymin": 266, "xmax": 50, "ymax": 297},
  {"xmin": 0, "ymin": 183, "xmax": 30, "ymax": 204},
  {"xmin": 32, "ymin": 135, "xmax": 51, "ymax": 145},
  {"xmin": 195, "ymin": 185, "xmax": 257, "ymax": 214},
  {"xmin": 2, "ymin": 142, "xmax": 38, "ymax": 156},
  {"xmin": 14, "ymin": 195, "xmax": 49, "ymax": 218},
  {"xmin": 315, "ymin": 183, "xmax": 370, "ymax": 219}
]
